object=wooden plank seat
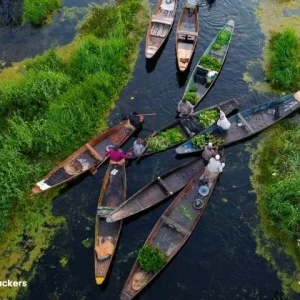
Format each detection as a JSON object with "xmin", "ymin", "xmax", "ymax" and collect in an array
[
  {"xmin": 162, "ymin": 215, "xmax": 190, "ymax": 235},
  {"xmin": 86, "ymin": 143, "xmax": 103, "ymax": 161},
  {"xmin": 151, "ymin": 16, "xmax": 173, "ymax": 25},
  {"xmin": 177, "ymin": 30, "xmax": 197, "ymax": 36},
  {"xmin": 237, "ymin": 113, "xmax": 255, "ymax": 134},
  {"xmin": 157, "ymin": 177, "xmax": 173, "ymax": 195}
]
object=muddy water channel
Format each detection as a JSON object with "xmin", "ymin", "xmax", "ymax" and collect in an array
[{"xmin": 1, "ymin": 0, "xmax": 298, "ymax": 298}]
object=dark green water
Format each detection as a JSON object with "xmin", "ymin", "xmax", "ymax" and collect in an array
[{"xmin": 0, "ymin": 0, "xmax": 296, "ymax": 299}]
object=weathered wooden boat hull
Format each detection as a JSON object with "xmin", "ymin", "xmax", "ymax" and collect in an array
[
  {"xmin": 95, "ymin": 163, "xmax": 126, "ymax": 285},
  {"xmin": 145, "ymin": 0, "xmax": 177, "ymax": 58},
  {"xmin": 106, "ymin": 158, "xmax": 206, "ymax": 223},
  {"xmin": 129, "ymin": 98, "xmax": 239, "ymax": 159},
  {"xmin": 176, "ymin": 92, "xmax": 300, "ymax": 155},
  {"xmin": 32, "ymin": 120, "xmax": 138, "ymax": 194},
  {"xmin": 120, "ymin": 164, "xmax": 221, "ymax": 299},
  {"xmin": 176, "ymin": 7, "xmax": 199, "ymax": 72},
  {"xmin": 182, "ymin": 20, "xmax": 235, "ymax": 107}
]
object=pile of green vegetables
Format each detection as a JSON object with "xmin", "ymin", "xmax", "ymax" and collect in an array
[
  {"xmin": 212, "ymin": 29, "xmax": 231, "ymax": 51},
  {"xmin": 138, "ymin": 245, "xmax": 167, "ymax": 273},
  {"xmin": 191, "ymin": 133, "xmax": 223, "ymax": 149},
  {"xmin": 184, "ymin": 92, "xmax": 200, "ymax": 105},
  {"xmin": 189, "ymin": 85, "xmax": 198, "ymax": 93},
  {"xmin": 147, "ymin": 128, "xmax": 185, "ymax": 152},
  {"xmin": 198, "ymin": 109, "xmax": 219, "ymax": 129},
  {"xmin": 199, "ymin": 56, "xmax": 222, "ymax": 71}
]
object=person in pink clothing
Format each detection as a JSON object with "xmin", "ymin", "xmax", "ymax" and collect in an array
[{"xmin": 105, "ymin": 146, "xmax": 131, "ymax": 165}]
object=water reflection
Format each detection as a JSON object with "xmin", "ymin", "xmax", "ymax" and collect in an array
[{"xmin": 0, "ymin": 0, "xmax": 23, "ymax": 27}]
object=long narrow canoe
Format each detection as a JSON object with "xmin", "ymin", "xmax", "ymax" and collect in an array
[
  {"xmin": 176, "ymin": 91, "xmax": 300, "ymax": 155},
  {"xmin": 145, "ymin": 0, "xmax": 177, "ymax": 58},
  {"xmin": 95, "ymin": 163, "xmax": 126, "ymax": 285},
  {"xmin": 106, "ymin": 158, "xmax": 206, "ymax": 223},
  {"xmin": 32, "ymin": 120, "xmax": 140, "ymax": 194},
  {"xmin": 176, "ymin": 7, "xmax": 199, "ymax": 71},
  {"xmin": 129, "ymin": 98, "xmax": 239, "ymax": 159},
  {"xmin": 120, "ymin": 163, "xmax": 222, "ymax": 299},
  {"xmin": 182, "ymin": 20, "xmax": 235, "ymax": 107}
]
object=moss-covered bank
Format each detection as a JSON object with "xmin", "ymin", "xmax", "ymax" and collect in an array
[
  {"xmin": 251, "ymin": 0, "xmax": 300, "ymax": 297},
  {"xmin": 251, "ymin": 121, "xmax": 300, "ymax": 297},
  {"xmin": 0, "ymin": 0, "xmax": 148, "ymax": 298},
  {"xmin": 23, "ymin": 0, "xmax": 61, "ymax": 25}
]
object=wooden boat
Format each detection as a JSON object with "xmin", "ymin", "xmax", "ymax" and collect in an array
[
  {"xmin": 32, "ymin": 120, "xmax": 140, "ymax": 194},
  {"xmin": 176, "ymin": 91, "xmax": 300, "ymax": 155},
  {"xmin": 145, "ymin": 0, "xmax": 177, "ymax": 59},
  {"xmin": 95, "ymin": 163, "xmax": 127, "ymax": 285},
  {"xmin": 120, "ymin": 159, "xmax": 222, "ymax": 299},
  {"xmin": 128, "ymin": 98, "xmax": 239, "ymax": 159},
  {"xmin": 106, "ymin": 158, "xmax": 206, "ymax": 223},
  {"xmin": 182, "ymin": 20, "xmax": 235, "ymax": 107},
  {"xmin": 176, "ymin": 7, "xmax": 199, "ymax": 71}
]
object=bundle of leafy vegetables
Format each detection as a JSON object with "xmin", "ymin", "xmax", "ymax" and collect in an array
[
  {"xmin": 138, "ymin": 245, "xmax": 167, "ymax": 273},
  {"xmin": 191, "ymin": 133, "xmax": 223, "ymax": 149},
  {"xmin": 189, "ymin": 85, "xmax": 197, "ymax": 93},
  {"xmin": 199, "ymin": 56, "xmax": 222, "ymax": 71},
  {"xmin": 212, "ymin": 29, "xmax": 231, "ymax": 51},
  {"xmin": 198, "ymin": 109, "xmax": 219, "ymax": 129},
  {"xmin": 147, "ymin": 128, "xmax": 185, "ymax": 152},
  {"xmin": 184, "ymin": 92, "xmax": 200, "ymax": 105}
]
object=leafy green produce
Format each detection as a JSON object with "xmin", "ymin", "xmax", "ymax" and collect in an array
[
  {"xmin": 191, "ymin": 133, "xmax": 223, "ymax": 149},
  {"xmin": 184, "ymin": 92, "xmax": 200, "ymax": 105},
  {"xmin": 212, "ymin": 43, "xmax": 222, "ymax": 51},
  {"xmin": 147, "ymin": 128, "xmax": 185, "ymax": 152},
  {"xmin": 189, "ymin": 85, "xmax": 197, "ymax": 93},
  {"xmin": 199, "ymin": 56, "xmax": 222, "ymax": 71},
  {"xmin": 138, "ymin": 245, "xmax": 167, "ymax": 273},
  {"xmin": 216, "ymin": 29, "xmax": 231, "ymax": 46},
  {"xmin": 198, "ymin": 109, "xmax": 219, "ymax": 129}
]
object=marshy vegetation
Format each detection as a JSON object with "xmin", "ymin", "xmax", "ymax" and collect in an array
[
  {"xmin": 0, "ymin": 0, "xmax": 148, "ymax": 295},
  {"xmin": 251, "ymin": 121, "xmax": 300, "ymax": 294},
  {"xmin": 23, "ymin": 0, "xmax": 61, "ymax": 25},
  {"xmin": 266, "ymin": 28, "xmax": 300, "ymax": 91}
]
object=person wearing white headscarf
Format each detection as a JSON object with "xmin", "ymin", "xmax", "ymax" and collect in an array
[
  {"xmin": 206, "ymin": 154, "xmax": 225, "ymax": 173},
  {"xmin": 217, "ymin": 109, "xmax": 231, "ymax": 132},
  {"xmin": 202, "ymin": 142, "xmax": 217, "ymax": 161}
]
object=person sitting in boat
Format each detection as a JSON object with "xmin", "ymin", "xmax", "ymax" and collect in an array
[
  {"xmin": 202, "ymin": 142, "xmax": 218, "ymax": 162},
  {"xmin": 177, "ymin": 98, "xmax": 194, "ymax": 118},
  {"xmin": 217, "ymin": 109, "xmax": 231, "ymax": 132},
  {"xmin": 124, "ymin": 112, "xmax": 144, "ymax": 131},
  {"xmin": 205, "ymin": 154, "xmax": 225, "ymax": 174},
  {"xmin": 186, "ymin": 0, "xmax": 199, "ymax": 16},
  {"xmin": 105, "ymin": 145, "xmax": 131, "ymax": 165},
  {"xmin": 206, "ymin": 70, "xmax": 218, "ymax": 84},
  {"xmin": 133, "ymin": 138, "xmax": 146, "ymax": 157}
]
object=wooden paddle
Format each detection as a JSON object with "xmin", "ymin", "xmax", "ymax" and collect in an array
[
  {"xmin": 90, "ymin": 160, "xmax": 105, "ymax": 175},
  {"xmin": 136, "ymin": 130, "xmax": 157, "ymax": 163}
]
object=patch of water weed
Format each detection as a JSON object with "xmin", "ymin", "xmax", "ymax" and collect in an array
[
  {"xmin": 82, "ymin": 238, "xmax": 93, "ymax": 248},
  {"xmin": 23, "ymin": 0, "xmax": 61, "ymax": 25},
  {"xmin": 0, "ymin": 0, "xmax": 149, "ymax": 297},
  {"xmin": 59, "ymin": 256, "xmax": 68, "ymax": 267}
]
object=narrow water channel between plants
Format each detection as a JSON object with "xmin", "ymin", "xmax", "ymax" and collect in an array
[{"xmin": 1, "ymin": 0, "xmax": 298, "ymax": 299}]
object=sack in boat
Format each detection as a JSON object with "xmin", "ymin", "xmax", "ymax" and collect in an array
[
  {"xmin": 64, "ymin": 160, "xmax": 83, "ymax": 175},
  {"xmin": 95, "ymin": 237, "xmax": 114, "ymax": 260}
]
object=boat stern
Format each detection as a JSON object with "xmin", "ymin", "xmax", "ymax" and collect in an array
[
  {"xmin": 32, "ymin": 185, "xmax": 43, "ymax": 194},
  {"xmin": 95, "ymin": 276, "xmax": 105, "ymax": 285},
  {"xmin": 227, "ymin": 20, "xmax": 235, "ymax": 27},
  {"xmin": 145, "ymin": 46, "xmax": 158, "ymax": 59}
]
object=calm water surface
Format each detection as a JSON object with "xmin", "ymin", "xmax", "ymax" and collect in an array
[{"xmin": 2, "ymin": 0, "xmax": 292, "ymax": 298}]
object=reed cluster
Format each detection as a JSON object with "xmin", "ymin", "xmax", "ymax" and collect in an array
[
  {"xmin": 23, "ymin": 0, "xmax": 61, "ymax": 25},
  {"xmin": 0, "ymin": 0, "xmax": 148, "ymax": 237},
  {"xmin": 266, "ymin": 28, "xmax": 300, "ymax": 91}
]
